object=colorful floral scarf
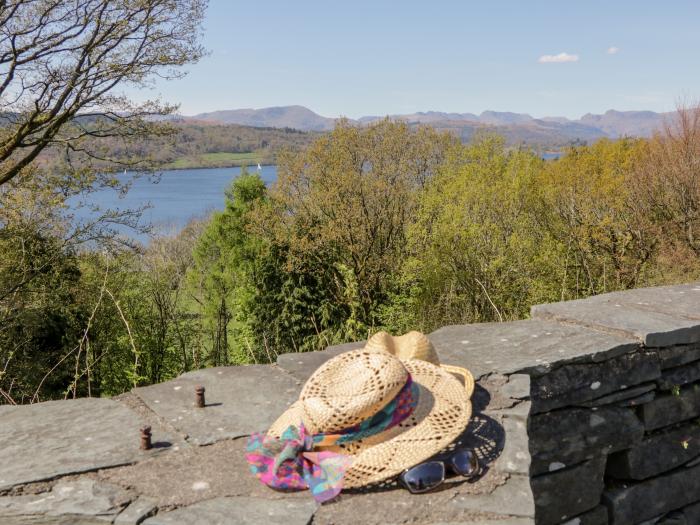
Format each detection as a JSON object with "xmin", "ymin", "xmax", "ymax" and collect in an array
[{"xmin": 245, "ymin": 375, "xmax": 419, "ymax": 503}]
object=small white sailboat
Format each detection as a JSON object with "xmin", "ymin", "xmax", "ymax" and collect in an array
[{"xmin": 257, "ymin": 163, "xmax": 262, "ymax": 170}]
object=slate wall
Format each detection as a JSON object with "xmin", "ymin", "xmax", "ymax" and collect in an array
[
  {"xmin": 3, "ymin": 282, "xmax": 699, "ymax": 525},
  {"xmin": 427, "ymin": 282, "xmax": 700, "ymax": 525},
  {"xmin": 529, "ymin": 342, "xmax": 700, "ymax": 525}
]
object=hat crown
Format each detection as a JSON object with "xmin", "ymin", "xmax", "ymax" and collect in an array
[
  {"xmin": 365, "ymin": 331, "xmax": 440, "ymax": 365},
  {"xmin": 299, "ymin": 348, "xmax": 408, "ymax": 434}
]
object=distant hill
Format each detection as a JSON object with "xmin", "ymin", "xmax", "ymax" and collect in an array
[
  {"xmin": 358, "ymin": 109, "xmax": 670, "ymax": 141},
  {"xmin": 190, "ymin": 105, "xmax": 337, "ymax": 132},
  {"xmin": 579, "ymin": 110, "xmax": 671, "ymax": 138},
  {"xmin": 358, "ymin": 111, "xmax": 480, "ymax": 124},
  {"xmin": 182, "ymin": 106, "xmax": 675, "ymax": 147}
]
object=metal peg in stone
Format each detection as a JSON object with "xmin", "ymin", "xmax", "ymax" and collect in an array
[
  {"xmin": 195, "ymin": 385, "xmax": 206, "ymax": 408},
  {"xmin": 140, "ymin": 426, "xmax": 152, "ymax": 450}
]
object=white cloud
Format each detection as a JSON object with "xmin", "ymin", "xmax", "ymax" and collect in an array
[
  {"xmin": 607, "ymin": 46, "xmax": 620, "ymax": 55},
  {"xmin": 538, "ymin": 52, "xmax": 579, "ymax": 63}
]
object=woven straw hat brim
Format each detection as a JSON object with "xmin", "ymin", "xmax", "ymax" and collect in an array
[{"xmin": 267, "ymin": 358, "xmax": 473, "ymax": 489}]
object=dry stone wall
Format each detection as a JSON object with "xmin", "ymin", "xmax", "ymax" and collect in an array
[
  {"xmin": 427, "ymin": 282, "xmax": 700, "ymax": 525},
  {"xmin": 1, "ymin": 283, "xmax": 699, "ymax": 524}
]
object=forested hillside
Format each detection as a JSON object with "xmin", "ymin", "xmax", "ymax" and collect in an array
[
  {"xmin": 36, "ymin": 121, "xmax": 319, "ymax": 170},
  {"xmin": 30, "ymin": 108, "xmax": 672, "ymax": 173},
  {"xmin": 3, "ymin": 108, "xmax": 700, "ymax": 404}
]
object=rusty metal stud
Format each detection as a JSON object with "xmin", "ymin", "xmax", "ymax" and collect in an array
[
  {"xmin": 195, "ymin": 385, "xmax": 206, "ymax": 408},
  {"xmin": 140, "ymin": 425, "xmax": 152, "ymax": 450}
]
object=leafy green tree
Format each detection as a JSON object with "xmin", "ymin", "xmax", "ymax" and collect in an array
[
  {"xmin": 189, "ymin": 169, "xmax": 269, "ymax": 365},
  {"xmin": 254, "ymin": 119, "xmax": 456, "ymax": 341},
  {"xmin": 407, "ymin": 135, "xmax": 560, "ymax": 328},
  {"xmin": 0, "ymin": 225, "xmax": 84, "ymax": 403},
  {"xmin": 540, "ymin": 138, "xmax": 657, "ymax": 294}
]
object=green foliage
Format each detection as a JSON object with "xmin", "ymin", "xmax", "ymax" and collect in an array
[
  {"xmin": 165, "ymin": 152, "xmax": 263, "ymax": 169},
  {"xmin": 406, "ymin": 135, "xmax": 561, "ymax": 329},
  {"xmin": 539, "ymin": 138, "xmax": 656, "ymax": 295},
  {"xmin": 0, "ymin": 226, "xmax": 84, "ymax": 403},
  {"xmin": 188, "ymin": 168, "xmax": 271, "ymax": 364},
  {"xmin": 4, "ymin": 113, "xmax": 700, "ymax": 404},
  {"xmin": 40, "ymin": 123, "xmax": 319, "ymax": 172},
  {"xmin": 253, "ymin": 119, "xmax": 456, "ymax": 339}
]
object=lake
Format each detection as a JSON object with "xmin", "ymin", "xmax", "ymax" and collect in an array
[
  {"xmin": 76, "ymin": 151, "xmax": 562, "ymax": 241},
  {"xmin": 74, "ymin": 165, "xmax": 278, "ymax": 239}
]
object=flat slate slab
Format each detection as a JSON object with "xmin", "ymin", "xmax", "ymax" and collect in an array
[
  {"xmin": 529, "ymin": 407, "xmax": 644, "ymax": 475},
  {"xmin": 0, "ymin": 516, "xmax": 109, "ymax": 524},
  {"xmin": 657, "ymin": 343, "xmax": 700, "ymax": 369},
  {"xmin": 0, "ymin": 479, "xmax": 131, "ymax": 522},
  {"xmin": 429, "ymin": 319, "xmax": 638, "ymax": 379},
  {"xmin": 277, "ymin": 341, "xmax": 368, "ymax": 382},
  {"xmin": 604, "ymin": 282, "xmax": 700, "ymax": 321},
  {"xmin": 531, "ymin": 283, "xmax": 700, "ymax": 347},
  {"xmin": 603, "ymin": 462, "xmax": 700, "ymax": 525},
  {"xmin": 665, "ymin": 501, "xmax": 700, "ymax": 525},
  {"xmin": 113, "ymin": 496, "xmax": 157, "ymax": 524},
  {"xmin": 143, "ymin": 496, "xmax": 317, "ymax": 525},
  {"xmin": 133, "ymin": 365, "xmax": 301, "ymax": 445},
  {"xmin": 277, "ymin": 341, "xmax": 367, "ymax": 382},
  {"xmin": 492, "ymin": 415, "xmax": 531, "ymax": 475},
  {"xmin": 576, "ymin": 383, "xmax": 656, "ymax": 408},
  {"xmin": 532, "ymin": 456, "xmax": 606, "ymax": 525},
  {"xmin": 0, "ymin": 398, "xmax": 150, "ymax": 491},
  {"xmin": 564, "ymin": 505, "xmax": 609, "ymax": 525},
  {"xmin": 638, "ymin": 384, "xmax": 700, "ymax": 431},
  {"xmin": 99, "ymin": 438, "xmax": 312, "ymax": 509},
  {"xmin": 451, "ymin": 474, "xmax": 535, "ymax": 518},
  {"xmin": 607, "ymin": 418, "xmax": 700, "ymax": 480},
  {"xmin": 530, "ymin": 350, "xmax": 660, "ymax": 413},
  {"xmin": 656, "ymin": 359, "xmax": 700, "ymax": 391},
  {"xmin": 311, "ymin": 470, "xmax": 531, "ymax": 524}
]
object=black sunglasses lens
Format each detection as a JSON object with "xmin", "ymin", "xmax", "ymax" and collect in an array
[
  {"xmin": 401, "ymin": 461, "xmax": 445, "ymax": 493},
  {"xmin": 449, "ymin": 449, "xmax": 480, "ymax": 478}
]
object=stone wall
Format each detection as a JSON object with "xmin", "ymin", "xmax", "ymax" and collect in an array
[
  {"xmin": 427, "ymin": 282, "xmax": 700, "ymax": 525},
  {"xmin": 1, "ymin": 283, "xmax": 699, "ymax": 524}
]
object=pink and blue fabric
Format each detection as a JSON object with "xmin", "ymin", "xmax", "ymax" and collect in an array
[{"xmin": 245, "ymin": 375, "xmax": 419, "ymax": 503}]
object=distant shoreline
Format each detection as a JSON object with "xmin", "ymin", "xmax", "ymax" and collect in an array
[
  {"xmin": 159, "ymin": 162, "xmax": 276, "ymax": 172},
  {"xmin": 115, "ymin": 163, "xmax": 277, "ymax": 174}
]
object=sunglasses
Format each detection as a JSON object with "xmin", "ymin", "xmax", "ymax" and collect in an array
[{"xmin": 398, "ymin": 448, "xmax": 480, "ymax": 494}]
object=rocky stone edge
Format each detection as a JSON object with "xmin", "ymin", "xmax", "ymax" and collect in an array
[{"xmin": 1, "ymin": 281, "xmax": 700, "ymax": 524}]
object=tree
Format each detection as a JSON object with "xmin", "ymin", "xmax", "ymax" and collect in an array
[
  {"xmin": 0, "ymin": 0, "xmax": 207, "ymax": 187},
  {"xmin": 0, "ymin": 221, "xmax": 83, "ymax": 403},
  {"xmin": 189, "ymin": 169, "xmax": 269, "ymax": 365},
  {"xmin": 540, "ymin": 138, "xmax": 657, "ymax": 294},
  {"xmin": 634, "ymin": 103, "xmax": 700, "ymax": 262},
  {"xmin": 258, "ymin": 119, "xmax": 456, "ymax": 333},
  {"xmin": 0, "ymin": 0, "xmax": 207, "ymax": 403},
  {"xmin": 408, "ymin": 135, "xmax": 558, "ymax": 328}
]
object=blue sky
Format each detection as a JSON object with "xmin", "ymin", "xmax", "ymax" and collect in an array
[{"xmin": 138, "ymin": 1, "xmax": 700, "ymax": 119}]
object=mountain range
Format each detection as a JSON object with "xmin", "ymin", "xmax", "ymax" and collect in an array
[{"xmin": 185, "ymin": 105, "xmax": 674, "ymax": 146}]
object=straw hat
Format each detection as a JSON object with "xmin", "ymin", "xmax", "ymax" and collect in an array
[{"xmin": 267, "ymin": 331, "xmax": 474, "ymax": 489}]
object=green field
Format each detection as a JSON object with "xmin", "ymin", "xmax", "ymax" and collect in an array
[{"xmin": 165, "ymin": 152, "xmax": 266, "ymax": 169}]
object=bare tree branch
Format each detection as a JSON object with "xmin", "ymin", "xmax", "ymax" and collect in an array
[{"xmin": 0, "ymin": 0, "xmax": 207, "ymax": 187}]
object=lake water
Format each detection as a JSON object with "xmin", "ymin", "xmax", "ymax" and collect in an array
[
  {"xmin": 74, "ymin": 165, "xmax": 278, "ymax": 239},
  {"xmin": 542, "ymin": 152, "xmax": 563, "ymax": 161},
  {"xmin": 76, "ymin": 151, "xmax": 562, "ymax": 241}
]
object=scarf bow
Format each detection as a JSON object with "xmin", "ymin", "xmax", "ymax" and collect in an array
[
  {"xmin": 246, "ymin": 375, "xmax": 419, "ymax": 503},
  {"xmin": 245, "ymin": 423, "xmax": 353, "ymax": 503}
]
